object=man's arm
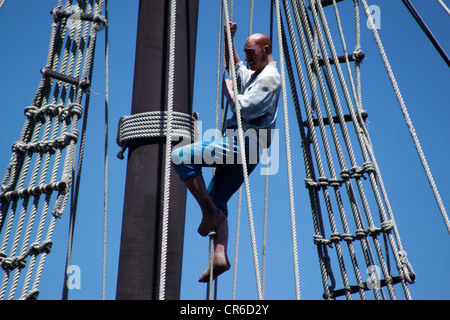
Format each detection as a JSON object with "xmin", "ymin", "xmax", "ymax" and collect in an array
[
  {"xmin": 223, "ymin": 78, "xmax": 235, "ymax": 103},
  {"xmin": 224, "ymin": 22, "xmax": 241, "ymax": 69}
]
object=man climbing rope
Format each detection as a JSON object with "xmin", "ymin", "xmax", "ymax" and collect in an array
[{"xmin": 171, "ymin": 22, "xmax": 281, "ymax": 283}]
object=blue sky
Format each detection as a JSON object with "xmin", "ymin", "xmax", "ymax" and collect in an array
[{"xmin": 0, "ymin": 0, "xmax": 449, "ymax": 300}]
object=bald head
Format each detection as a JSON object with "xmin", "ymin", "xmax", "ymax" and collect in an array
[
  {"xmin": 244, "ymin": 33, "xmax": 274, "ymax": 73},
  {"xmin": 246, "ymin": 33, "xmax": 272, "ymax": 55}
]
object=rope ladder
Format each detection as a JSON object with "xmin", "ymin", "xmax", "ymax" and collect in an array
[{"xmin": 0, "ymin": 0, "xmax": 107, "ymax": 300}]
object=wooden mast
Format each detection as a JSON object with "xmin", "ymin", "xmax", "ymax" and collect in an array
[{"xmin": 116, "ymin": 0, "xmax": 199, "ymax": 300}]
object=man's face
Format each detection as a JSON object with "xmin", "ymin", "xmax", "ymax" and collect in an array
[{"xmin": 244, "ymin": 37, "xmax": 268, "ymax": 73}]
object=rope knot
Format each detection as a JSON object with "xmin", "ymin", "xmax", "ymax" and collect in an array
[
  {"xmin": 352, "ymin": 50, "xmax": 365, "ymax": 63},
  {"xmin": 28, "ymin": 241, "xmax": 53, "ymax": 256},
  {"xmin": 12, "ymin": 142, "xmax": 28, "ymax": 154},
  {"xmin": 93, "ymin": 14, "xmax": 108, "ymax": 31},
  {"xmin": 47, "ymin": 104, "xmax": 64, "ymax": 117},
  {"xmin": 63, "ymin": 129, "xmax": 80, "ymax": 145},
  {"xmin": 398, "ymin": 251, "xmax": 416, "ymax": 284},
  {"xmin": 328, "ymin": 178, "xmax": 342, "ymax": 188},
  {"xmin": 354, "ymin": 228, "xmax": 367, "ymax": 239},
  {"xmin": 1, "ymin": 256, "xmax": 26, "ymax": 272},
  {"xmin": 381, "ymin": 220, "xmax": 394, "ymax": 232},
  {"xmin": 304, "ymin": 178, "xmax": 320, "ymax": 190},
  {"xmin": 313, "ymin": 234, "xmax": 333, "ymax": 248},
  {"xmin": 341, "ymin": 233, "xmax": 354, "ymax": 242},
  {"xmin": 340, "ymin": 169, "xmax": 351, "ymax": 180},
  {"xmin": 24, "ymin": 106, "xmax": 45, "ymax": 123},
  {"xmin": 60, "ymin": 103, "xmax": 83, "ymax": 124},
  {"xmin": 318, "ymin": 176, "xmax": 329, "ymax": 187},
  {"xmin": 330, "ymin": 232, "xmax": 341, "ymax": 243},
  {"xmin": 116, "ymin": 111, "xmax": 199, "ymax": 159},
  {"xmin": 367, "ymin": 226, "xmax": 382, "ymax": 236},
  {"xmin": 363, "ymin": 161, "xmax": 376, "ymax": 174},
  {"xmin": 350, "ymin": 166, "xmax": 366, "ymax": 179}
]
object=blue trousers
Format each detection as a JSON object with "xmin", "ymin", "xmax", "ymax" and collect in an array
[{"xmin": 171, "ymin": 134, "xmax": 260, "ymax": 216}]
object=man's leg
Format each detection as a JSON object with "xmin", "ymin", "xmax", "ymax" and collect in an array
[
  {"xmin": 172, "ymin": 136, "xmax": 232, "ymax": 236},
  {"xmin": 198, "ymin": 160, "xmax": 258, "ymax": 282},
  {"xmin": 172, "ymin": 134, "xmax": 260, "ymax": 281},
  {"xmin": 183, "ymin": 174, "xmax": 225, "ymax": 237},
  {"xmin": 198, "ymin": 215, "xmax": 230, "ymax": 282}
]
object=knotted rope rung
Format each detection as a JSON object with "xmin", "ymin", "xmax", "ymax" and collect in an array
[{"xmin": 0, "ymin": 181, "xmax": 67, "ymax": 203}]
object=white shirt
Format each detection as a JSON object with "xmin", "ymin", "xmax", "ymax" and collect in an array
[{"xmin": 225, "ymin": 61, "xmax": 281, "ymax": 147}]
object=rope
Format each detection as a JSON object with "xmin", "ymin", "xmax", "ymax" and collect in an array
[
  {"xmin": 437, "ymin": 0, "xmax": 450, "ymax": 15},
  {"xmin": 116, "ymin": 111, "xmax": 198, "ymax": 160},
  {"xmin": 232, "ymin": 187, "xmax": 242, "ymax": 300},
  {"xmin": 282, "ymin": 0, "xmax": 336, "ymax": 299},
  {"xmin": 279, "ymin": 0, "xmax": 418, "ymax": 300},
  {"xmin": 312, "ymin": 0, "xmax": 399, "ymax": 299},
  {"xmin": 204, "ymin": 0, "xmax": 227, "ymax": 301},
  {"xmin": 348, "ymin": 0, "xmax": 414, "ymax": 297},
  {"xmin": 248, "ymin": 0, "xmax": 254, "ymax": 36},
  {"xmin": 290, "ymin": 0, "xmax": 349, "ymax": 299},
  {"xmin": 102, "ymin": 0, "xmax": 109, "ymax": 300},
  {"xmin": 402, "ymin": 0, "xmax": 450, "ymax": 67},
  {"xmin": 311, "ymin": 0, "xmax": 401, "ymax": 299},
  {"xmin": 362, "ymin": 0, "xmax": 449, "ymax": 234},
  {"xmin": 222, "ymin": 0, "xmax": 263, "ymax": 300},
  {"xmin": 274, "ymin": 0, "xmax": 301, "ymax": 300},
  {"xmin": 2, "ymin": 0, "xmax": 436, "ymax": 301},
  {"xmin": 0, "ymin": 0, "xmax": 106, "ymax": 300},
  {"xmin": 214, "ymin": 0, "xmax": 224, "ymax": 138},
  {"xmin": 261, "ymin": 1, "xmax": 270, "ymax": 299},
  {"xmin": 159, "ymin": 0, "xmax": 177, "ymax": 300},
  {"xmin": 207, "ymin": 230, "xmax": 216, "ymax": 300},
  {"xmin": 62, "ymin": 0, "xmax": 106, "ymax": 300},
  {"xmin": 226, "ymin": 0, "xmax": 268, "ymax": 300},
  {"xmin": 63, "ymin": 0, "xmax": 107, "ymax": 300}
]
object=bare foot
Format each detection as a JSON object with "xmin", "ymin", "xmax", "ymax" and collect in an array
[
  {"xmin": 197, "ymin": 209, "xmax": 225, "ymax": 237},
  {"xmin": 198, "ymin": 256, "xmax": 231, "ymax": 283}
]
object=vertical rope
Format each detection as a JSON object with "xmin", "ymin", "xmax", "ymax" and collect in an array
[
  {"xmin": 214, "ymin": 0, "xmax": 224, "ymax": 136},
  {"xmin": 232, "ymin": 188, "xmax": 242, "ymax": 300},
  {"xmin": 248, "ymin": 0, "xmax": 254, "ymax": 36},
  {"xmin": 274, "ymin": 0, "xmax": 301, "ymax": 300},
  {"xmin": 102, "ymin": 0, "xmax": 109, "ymax": 301},
  {"xmin": 206, "ymin": 0, "xmax": 227, "ymax": 301},
  {"xmin": 222, "ymin": 0, "xmax": 263, "ymax": 300},
  {"xmin": 290, "ymin": 0, "xmax": 347, "ymax": 299},
  {"xmin": 207, "ymin": 231, "xmax": 216, "ymax": 300},
  {"xmin": 62, "ymin": 0, "xmax": 103, "ymax": 300},
  {"xmin": 159, "ymin": 0, "xmax": 177, "ymax": 300},
  {"xmin": 261, "ymin": 159, "xmax": 268, "ymax": 296}
]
